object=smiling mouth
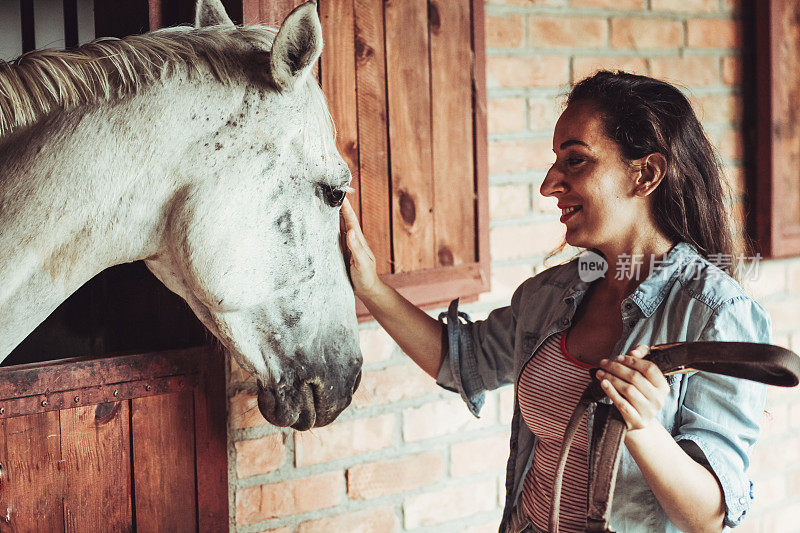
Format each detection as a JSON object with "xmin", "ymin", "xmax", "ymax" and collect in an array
[{"xmin": 561, "ymin": 205, "xmax": 582, "ymax": 222}]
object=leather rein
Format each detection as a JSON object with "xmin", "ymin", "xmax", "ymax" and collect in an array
[{"xmin": 548, "ymin": 341, "xmax": 800, "ymax": 533}]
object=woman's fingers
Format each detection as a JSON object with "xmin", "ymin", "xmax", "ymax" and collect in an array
[{"xmin": 596, "ymin": 346, "xmax": 670, "ymax": 430}]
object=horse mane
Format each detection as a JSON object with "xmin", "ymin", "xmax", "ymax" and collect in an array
[{"xmin": 0, "ymin": 25, "xmax": 277, "ymax": 137}]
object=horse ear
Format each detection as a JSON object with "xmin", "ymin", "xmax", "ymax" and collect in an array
[
  {"xmin": 195, "ymin": 0, "xmax": 234, "ymax": 28},
  {"xmin": 270, "ymin": 1, "xmax": 322, "ymax": 92}
]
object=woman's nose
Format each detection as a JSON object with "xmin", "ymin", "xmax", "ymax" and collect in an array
[{"xmin": 540, "ymin": 166, "xmax": 566, "ymax": 197}]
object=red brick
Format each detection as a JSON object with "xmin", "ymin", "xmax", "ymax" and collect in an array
[
  {"xmin": 687, "ymin": 19, "xmax": 741, "ymax": 48},
  {"xmin": 479, "ymin": 264, "xmax": 534, "ymax": 304},
  {"xmin": 485, "ymin": 14, "xmax": 525, "ymax": 48},
  {"xmin": 294, "ymin": 414, "xmax": 395, "ymax": 466},
  {"xmin": 714, "ymin": 128, "xmax": 743, "ymax": 160},
  {"xmin": 235, "ymin": 471, "xmax": 344, "ymax": 524},
  {"xmin": 610, "ymin": 18, "xmax": 683, "ymax": 50},
  {"xmin": 759, "ymin": 501, "xmax": 800, "ymax": 532},
  {"xmin": 486, "ymin": 55, "xmax": 569, "ymax": 89},
  {"xmin": 490, "ymin": 183, "xmax": 531, "ymax": 219},
  {"xmin": 649, "ymin": 55, "xmax": 720, "ymax": 87},
  {"xmin": 229, "ymin": 390, "xmax": 269, "ymax": 430},
  {"xmin": 499, "ymin": 386, "xmax": 516, "ymax": 425},
  {"xmin": 762, "ymin": 299, "xmax": 800, "ymax": 334},
  {"xmin": 490, "ymin": 220, "xmax": 566, "ymax": 260},
  {"xmin": 297, "ymin": 507, "xmax": 400, "ymax": 533},
  {"xmin": 787, "ymin": 263, "xmax": 800, "ymax": 292},
  {"xmin": 489, "ymin": 138, "xmax": 554, "ymax": 174},
  {"xmin": 451, "ymin": 433, "xmax": 511, "ymax": 476},
  {"xmin": 527, "ymin": 16, "xmax": 607, "ymax": 49},
  {"xmin": 572, "ymin": 56, "xmax": 648, "ymax": 83},
  {"xmin": 528, "ymin": 96, "xmax": 563, "ymax": 132},
  {"xmin": 571, "ymin": 0, "xmax": 643, "ymax": 8},
  {"xmin": 488, "ymin": 0, "xmax": 566, "ymax": 5},
  {"xmin": 236, "ymin": 433, "xmax": 286, "ymax": 478},
  {"xmin": 721, "ymin": 55, "xmax": 742, "ymax": 85},
  {"xmin": 465, "ymin": 521, "xmax": 503, "ymax": 533},
  {"xmin": 230, "ymin": 355, "xmax": 253, "ymax": 384},
  {"xmin": 402, "ymin": 396, "xmax": 496, "ymax": 442},
  {"xmin": 488, "ymin": 98, "xmax": 526, "ymax": 134},
  {"xmin": 359, "ymin": 326, "xmax": 394, "ymax": 364},
  {"xmin": 651, "ymin": 0, "xmax": 717, "ymax": 12},
  {"xmin": 352, "ymin": 363, "xmax": 438, "ymax": 408},
  {"xmin": 403, "ymin": 478, "xmax": 498, "ymax": 528},
  {"xmin": 347, "ymin": 452, "xmax": 445, "ymax": 499},
  {"xmin": 751, "ymin": 434, "xmax": 800, "ymax": 472},
  {"xmin": 690, "ymin": 93, "xmax": 742, "ymax": 124}
]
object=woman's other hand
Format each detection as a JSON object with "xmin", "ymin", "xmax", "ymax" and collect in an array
[
  {"xmin": 340, "ymin": 198, "xmax": 381, "ymax": 298},
  {"xmin": 595, "ymin": 345, "xmax": 670, "ymax": 431}
]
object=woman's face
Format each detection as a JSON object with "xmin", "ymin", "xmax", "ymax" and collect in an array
[{"xmin": 540, "ymin": 101, "xmax": 646, "ymax": 251}]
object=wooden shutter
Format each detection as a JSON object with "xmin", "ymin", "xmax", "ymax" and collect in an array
[
  {"xmin": 244, "ymin": 0, "xmax": 490, "ymax": 317},
  {"xmin": 752, "ymin": 0, "xmax": 800, "ymax": 258},
  {"xmin": 0, "ymin": 347, "xmax": 228, "ymax": 531}
]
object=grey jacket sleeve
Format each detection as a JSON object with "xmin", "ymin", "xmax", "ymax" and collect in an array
[{"xmin": 436, "ymin": 285, "xmax": 522, "ymax": 417}]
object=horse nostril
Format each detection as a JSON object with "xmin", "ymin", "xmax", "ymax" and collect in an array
[{"xmin": 352, "ymin": 370, "xmax": 362, "ymax": 393}]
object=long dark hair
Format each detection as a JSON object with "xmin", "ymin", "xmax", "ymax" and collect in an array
[{"xmin": 566, "ymin": 70, "xmax": 746, "ymax": 278}]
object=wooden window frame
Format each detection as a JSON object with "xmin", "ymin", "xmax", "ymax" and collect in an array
[
  {"xmin": 241, "ymin": 0, "xmax": 491, "ymax": 319},
  {"xmin": 752, "ymin": 0, "xmax": 800, "ymax": 258}
]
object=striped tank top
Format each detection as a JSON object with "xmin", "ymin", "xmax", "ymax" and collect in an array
[{"xmin": 518, "ymin": 329, "xmax": 594, "ymax": 533}]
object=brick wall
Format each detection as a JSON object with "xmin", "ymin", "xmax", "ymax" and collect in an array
[{"xmin": 227, "ymin": 0, "xmax": 800, "ymax": 531}]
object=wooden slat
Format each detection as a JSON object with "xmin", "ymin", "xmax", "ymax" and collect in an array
[
  {"xmin": 242, "ymin": 0, "xmax": 301, "ymax": 26},
  {"xmin": 194, "ymin": 349, "xmax": 229, "ymax": 530},
  {"xmin": 0, "ymin": 411, "xmax": 65, "ymax": 531},
  {"xmin": 385, "ymin": 0, "xmax": 435, "ymax": 272},
  {"xmin": 754, "ymin": 0, "xmax": 800, "ymax": 257},
  {"xmin": 356, "ymin": 263, "xmax": 488, "ymax": 320},
  {"xmin": 320, "ymin": 0, "xmax": 361, "ymax": 220},
  {"xmin": 131, "ymin": 392, "xmax": 197, "ymax": 532},
  {"xmin": 0, "ymin": 347, "xmax": 203, "ymax": 399},
  {"xmin": 472, "ymin": 0, "xmax": 491, "ymax": 289},
  {"xmin": 61, "ymin": 402, "xmax": 132, "ymax": 532},
  {"xmin": 354, "ymin": 0, "xmax": 392, "ymax": 274},
  {"xmin": 430, "ymin": 0, "xmax": 475, "ymax": 267}
]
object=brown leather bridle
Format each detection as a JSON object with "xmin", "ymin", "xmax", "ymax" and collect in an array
[{"xmin": 548, "ymin": 341, "xmax": 800, "ymax": 533}]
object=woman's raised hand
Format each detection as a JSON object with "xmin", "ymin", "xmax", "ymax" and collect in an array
[
  {"xmin": 594, "ymin": 345, "xmax": 671, "ymax": 432},
  {"xmin": 340, "ymin": 198, "xmax": 381, "ymax": 299}
]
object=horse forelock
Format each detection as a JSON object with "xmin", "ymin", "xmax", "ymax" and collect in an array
[{"xmin": 0, "ymin": 24, "xmax": 278, "ymax": 138}]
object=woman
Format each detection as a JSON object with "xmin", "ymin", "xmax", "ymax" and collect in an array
[{"xmin": 341, "ymin": 71, "xmax": 768, "ymax": 533}]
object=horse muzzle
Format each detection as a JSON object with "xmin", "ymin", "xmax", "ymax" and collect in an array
[{"xmin": 256, "ymin": 366, "xmax": 362, "ymax": 430}]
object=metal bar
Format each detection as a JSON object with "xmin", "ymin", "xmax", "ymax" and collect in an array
[
  {"xmin": 63, "ymin": 0, "xmax": 78, "ymax": 47},
  {"xmin": 20, "ymin": 0, "xmax": 35, "ymax": 52}
]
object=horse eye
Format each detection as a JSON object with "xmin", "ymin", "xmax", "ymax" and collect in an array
[{"xmin": 320, "ymin": 184, "xmax": 346, "ymax": 207}]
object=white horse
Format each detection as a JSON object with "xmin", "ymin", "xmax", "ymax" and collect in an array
[{"xmin": 0, "ymin": 0, "xmax": 361, "ymax": 430}]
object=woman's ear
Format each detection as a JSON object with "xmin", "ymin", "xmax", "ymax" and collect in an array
[{"xmin": 633, "ymin": 153, "xmax": 667, "ymax": 197}]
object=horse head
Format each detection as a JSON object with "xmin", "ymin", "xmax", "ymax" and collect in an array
[{"xmin": 145, "ymin": 0, "xmax": 361, "ymax": 430}]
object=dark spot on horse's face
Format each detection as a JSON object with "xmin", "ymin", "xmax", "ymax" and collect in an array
[
  {"xmin": 281, "ymin": 309, "xmax": 302, "ymax": 328},
  {"xmin": 191, "ymin": 114, "xmax": 197, "ymax": 120},
  {"xmin": 276, "ymin": 211, "xmax": 293, "ymax": 236},
  {"xmin": 215, "ymin": 142, "xmax": 223, "ymax": 151}
]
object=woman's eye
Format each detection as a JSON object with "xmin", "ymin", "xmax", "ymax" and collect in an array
[
  {"xmin": 320, "ymin": 184, "xmax": 346, "ymax": 207},
  {"xmin": 567, "ymin": 157, "xmax": 585, "ymax": 166}
]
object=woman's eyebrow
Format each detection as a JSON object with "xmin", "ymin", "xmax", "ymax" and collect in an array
[{"xmin": 559, "ymin": 139, "xmax": 589, "ymax": 149}]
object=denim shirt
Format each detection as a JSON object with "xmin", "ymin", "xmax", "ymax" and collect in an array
[{"xmin": 437, "ymin": 242, "xmax": 770, "ymax": 532}]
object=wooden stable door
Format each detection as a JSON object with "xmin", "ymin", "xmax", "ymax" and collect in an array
[{"xmin": 0, "ymin": 347, "xmax": 228, "ymax": 532}]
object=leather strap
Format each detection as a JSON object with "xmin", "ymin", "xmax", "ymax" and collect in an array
[{"xmin": 548, "ymin": 341, "xmax": 800, "ymax": 533}]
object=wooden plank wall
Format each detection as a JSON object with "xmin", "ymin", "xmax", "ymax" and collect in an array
[
  {"xmin": 0, "ymin": 348, "xmax": 227, "ymax": 531},
  {"xmin": 243, "ymin": 0, "xmax": 481, "ymax": 278}
]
